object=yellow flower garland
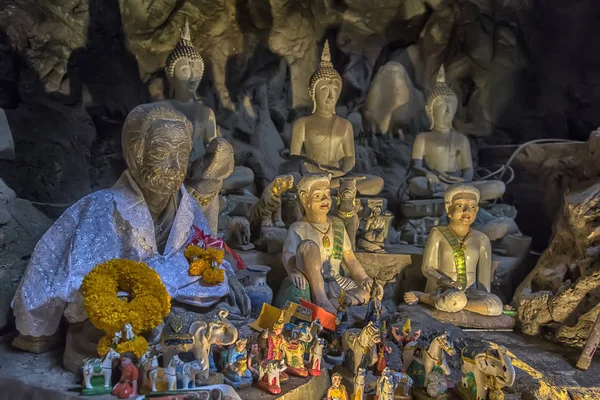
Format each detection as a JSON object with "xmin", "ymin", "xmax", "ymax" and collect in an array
[
  {"xmin": 81, "ymin": 259, "xmax": 171, "ymax": 337},
  {"xmin": 97, "ymin": 335, "xmax": 148, "ymax": 358},
  {"xmin": 184, "ymin": 245, "xmax": 225, "ymax": 285}
]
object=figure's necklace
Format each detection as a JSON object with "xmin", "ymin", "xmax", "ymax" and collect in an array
[{"xmin": 304, "ymin": 218, "xmax": 332, "ymax": 248}]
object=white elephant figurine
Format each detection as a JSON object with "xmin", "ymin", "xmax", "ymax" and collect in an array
[
  {"xmin": 149, "ymin": 356, "xmax": 178, "ymax": 392},
  {"xmin": 82, "ymin": 348, "xmax": 120, "ymax": 391},
  {"xmin": 459, "ymin": 343, "xmax": 516, "ymax": 400},
  {"xmin": 176, "ymin": 358, "xmax": 207, "ymax": 389},
  {"xmin": 161, "ymin": 309, "xmax": 238, "ymax": 380}
]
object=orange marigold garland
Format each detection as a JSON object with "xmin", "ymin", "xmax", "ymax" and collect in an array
[
  {"xmin": 184, "ymin": 245, "xmax": 226, "ymax": 285},
  {"xmin": 97, "ymin": 335, "xmax": 148, "ymax": 358},
  {"xmin": 81, "ymin": 259, "xmax": 171, "ymax": 356}
]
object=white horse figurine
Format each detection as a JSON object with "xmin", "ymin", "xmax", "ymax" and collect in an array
[
  {"xmin": 342, "ymin": 322, "xmax": 381, "ymax": 373},
  {"xmin": 82, "ymin": 348, "xmax": 120, "ymax": 390},
  {"xmin": 176, "ymin": 358, "xmax": 207, "ymax": 389},
  {"xmin": 308, "ymin": 337, "xmax": 325, "ymax": 375},
  {"xmin": 149, "ymin": 356, "xmax": 178, "ymax": 392}
]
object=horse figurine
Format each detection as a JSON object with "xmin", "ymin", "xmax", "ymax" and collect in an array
[
  {"xmin": 308, "ymin": 337, "xmax": 325, "ymax": 375},
  {"xmin": 258, "ymin": 359, "xmax": 287, "ymax": 395},
  {"xmin": 176, "ymin": 358, "xmax": 207, "ymax": 389},
  {"xmin": 402, "ymin": 332, "xmax": 455, "ymax": 397},
  {"xmin": 342, "ymin": 321, "xmax": 382, "ymax": 374},
  {"xmin": 82, "ymin": 348, "xmax": 120, "ymax": 391},
  {"xmin": 149, "ymin": 355, "xmax": 178, "ymax": 392}
]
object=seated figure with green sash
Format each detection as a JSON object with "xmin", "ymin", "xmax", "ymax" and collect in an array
[
  {"xmin": 279, "ymin": 173, "xmax": 373, "ymax": 314},
  {"xmin": 404, "ymin": 184, "xmax": 503, "ymax": 316}
]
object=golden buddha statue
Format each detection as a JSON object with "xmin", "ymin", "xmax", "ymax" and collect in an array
[
  {"xmin": 289, "ymin": 41, "xmax": 383, "ymax": 196},
  {"xmin": 406, "ymin": 65, "xmax": 505, "ymax": 201}
]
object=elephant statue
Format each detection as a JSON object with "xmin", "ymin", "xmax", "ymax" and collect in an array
[
  {"xmin": 161, "ymin": 309, "xmax": 238, "ymax": 380},
  {"xmin": 225, "ymin": 216, "xmax": 253, "ymax": 250},
  {"xmin": 459, "ymin": 342, "xmax": 515, "ymax": 400}
]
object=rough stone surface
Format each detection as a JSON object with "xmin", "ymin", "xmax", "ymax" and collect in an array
[
  {"xmin": 0, "ymin": 179, "xmax": 52, "ymax": 330},
  {"xmin": 426, "ymin": 307, "xmax": 516, "ymax": 329}
]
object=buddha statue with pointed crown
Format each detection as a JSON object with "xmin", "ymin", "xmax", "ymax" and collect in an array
[
  {"xmin": 157, "ymin": 20, "xmax": 254, "ymax": 195},
  {"xmin": 289, "ymin": 41, "xmax": 384, "ymax": 196},
  {"xmin": 406, "ymin": 65, "xmax": 505, "ymax": 201}
]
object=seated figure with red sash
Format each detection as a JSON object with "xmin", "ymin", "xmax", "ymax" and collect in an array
[
  {"xmin": 112, "ymin": 352, "xmax": 138, "ymax": 399},
  {"xmin": 403, "ymin": 184, "xmax": 503, "ymax": 316}
]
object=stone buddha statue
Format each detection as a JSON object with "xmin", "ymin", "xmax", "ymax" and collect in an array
[
  {"xmin": 289, "ymin": 41, "xmax": 383, "ymax": 196},
  {"xmin": 157, "ymin": 19, "xmax": 254, "ymax": 193},
  {"xmin": 404, "ymin": 184, "xmax": 503, "ymax": 316},
  {"xmin": 406, "ymin": 66, "xmax": 505, "ymax": 202},
  {"xmin": 281, "ymin": 173, "xmax": 373, "ymax": 314},
  {"xmin": 12, "ymin": 103, "xmax": 237, "ymax": 351}
]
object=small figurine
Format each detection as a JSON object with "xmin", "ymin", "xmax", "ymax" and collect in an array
[
  {"xmin": 223, "ymin": 337, "xmax": 253, "ymax": 389},
  {"xmin": 458, "ymin": 342, "xmax": 515, "ymax": 400},
  {"xmin": 342, "ymin": 322, "xmax": 381, "ymax": 374},
  {"xmin": 176, "ymin": 358, "xmax": 206, "ymax": 389},
  {"xmin": 392, "ymin": 319, "xmax": 421, "ymax": 349},
  {"xmin": 359, "ymin": 206, "xmax": 393, "ymax": 253},
  {"xmin": 391, "ymin": 370, "xmax": 413, "ymax": 399},
  {"xmin": 326, "ymin": 372, "xmax": 349, "ymax": 400},
  {"xmin": 258, "ymin": 359, "xmax": 287, "ymax": 395},
  {"xmin": 261, "ymin": 312, "xmax": 289, "ymax": 382},
  {"xmin": 352, "ymin": 368, "xmax": 366, "ymax": 400},
  {"xmin": 402, "ymin": 332, "xmax": 455, "ymax": 398},
  {"xmin": 335, "ymin": 290, "xmax": 349, "ymax": 332},
  {"xmin": 112, "ymin": 330, "xmax": 122, "ymax": 346},
  {"xmin": 283, "ymin": 328, "xmax": 309, "ymax": 377},
  {"xmin": 374, "ymin": 322, "xmax": 392, "ymax": 376},
  {"xmin": 82, "ymin": 348, "xmax": 120, "ymax": 395},
  {"xmin": 247, "ymin": 341, "xmax": 260, "ymax": 378},
  {"xmin": 365, "ymin": 283, "xmax": 384, "ymax": 325},
  {"xmin": 336, "ymin": 177, "xmax": 363, "ymax": 249},
  {"xmin": 375, "ymin": 367, "xmax": 396, "ymax": 400},
  {"xmin": 307, "ymin": 337, "xmax": 326, "ymax": 375},
  {"xmin": 124, "ymin": 322, "xmax": 134, "ymax": 341},
  {"xmin": 149, "ymin": 356, "xmax": 178, "ymax": 392},
  {"xmin": 111, "ymin": 352, "xmax": 139, "ymax": 398}
]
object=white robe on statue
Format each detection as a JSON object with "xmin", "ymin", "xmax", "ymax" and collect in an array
[{"xmin": 12, "ymin": 171, "xmax": 233, "ymax": 337}]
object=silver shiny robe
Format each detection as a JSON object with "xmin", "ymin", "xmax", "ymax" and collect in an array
[{"xmin": 12, "ymin": 171, "xmax": 232, "ymax": 337}]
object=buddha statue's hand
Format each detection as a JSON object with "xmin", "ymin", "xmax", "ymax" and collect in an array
[
  {"xmin": 439, "ymin": 278, "xmax": 462, "ymax": 290},
  {"xmin": 290, "ymin": 272, "xmax": 308, "ymax": 290},
  {"xmin": 425, "ymin": 171, "xmax": 440, "ymax": 185},
  {"xmin": 303, "ymin": 161, "xmax": 324, "ymax": 173}
]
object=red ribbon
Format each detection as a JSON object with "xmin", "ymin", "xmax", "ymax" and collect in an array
[{"xmin": 191, "ymin": 226, "xmax": 246, "ymax": 270}]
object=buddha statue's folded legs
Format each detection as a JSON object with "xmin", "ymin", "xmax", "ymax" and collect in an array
[
  {"xmin": 407, "ymin": 176, "xmax": 505, "ymax": 202},
  {"xmin": 405, "ymin": 288, "xmax": 503, "ymax": 316}
]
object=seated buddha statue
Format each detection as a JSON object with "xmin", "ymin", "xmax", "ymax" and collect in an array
[
  {"xmin": 156, "ymin": 19, "xmax": 254, "ymax": 193},
  {"xmin": 404, "ymin": 184, "xmax": 503, "ymax": 316},
  {"xmin": 282, "ymin": 173, "xmax": 373, "ymax": 314},
  {"xmin": 406, "ymin": 66, "xmax": 505, "ymax": 202},
  {"xmin": 289, "ymin": 41, "xmax": 383, "ymax": 196},
  {"xmin": 11, "ymin": 103, "xmax": 237, "ymax": 350}
]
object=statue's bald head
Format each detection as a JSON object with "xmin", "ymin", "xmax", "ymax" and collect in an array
[{"xmin": 122, "ymin": 103, "xmax": 193, "ymax": 195}]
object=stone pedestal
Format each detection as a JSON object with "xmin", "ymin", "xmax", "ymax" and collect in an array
[{"xmin": 425, "ymin": 307, "xmax": 516, "ymax": 329}]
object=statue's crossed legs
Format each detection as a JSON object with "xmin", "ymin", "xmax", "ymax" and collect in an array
[{"xmin": 405, "ymin": 287, "xmax": 503, "ymax": 316}]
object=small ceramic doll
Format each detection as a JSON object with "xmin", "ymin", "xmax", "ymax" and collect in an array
[
  {"xmin": 307, "ymin": 337, "xmax": 326, "ymax": 376},
  {"xmin": 374, "ymin": 321, "xmax": 392, "ymax": 376},
  {"xmin": 223, "ymin": 336, "xmax": 253, "ymax": 389},
  {"xmin": 352, "ymin": 367, "xmax": 366, "ymax": 400},
  {"xmin": 283, "ymin": 327, "xmax": 309, "ymax": 377},
  {"xmin": 327, "ymin": 372, "xmax": 349, "ymax": 400},
  {"xmin": 375, "ymin": 367, "xmax": 396, "ymax": 400},
  {"xmin": 392, "ymin": 319, "xmax": 421, "ymax": 350},
  {"xmin": 111, "ymin": 352, "xmax": 138, "ymax": 399},
  {"xmin": 257, "ymin": 359, "xmax": 287, "ymax": 395},
  {"xmin": 247, "ymin": 341, "xmax": 260, "ymax": 379},
  {"xmin": 365, "ymin": 283, "xmax": 384, "ymax": 325}
]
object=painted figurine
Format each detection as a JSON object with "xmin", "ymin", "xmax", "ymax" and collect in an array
[
  {"xmin": 392, "ymin": 319, "xmax": 421, "ymax": 349},
  {"xmin": 352, "ymin": 368, "xmax": 366, "ymax": 400},
  {"xmin": 342, "ymin": 322, "xmax": 381, "ymax": 374},
  {"xmin": 375, "ymin": 367, "xmax": 396, "ymax": 400},
  {"xmin": 258, "ymin": 359, "xmax": 287, "ymax": 395},
  {"xmin": 392, "ymin": 370, "xmax": 413, "ymax": 399},
  {"xmin": 458, "ymin": 342, "xmax": 515, "ymax": 400},
  {"xmin": 112, "ymin": 330, "xmax": 122, "ymax": 346},
  {"xmin": 327, "ymin": 372, "xmax": 349, "ymax": 400},
  {"xmin": 365, "ymin": 283, "xmax": 384, "ymax": 324},
  {"xmin": 124, "ymin": 322, "xmax": 134, "ymax": 341},
  {"xmin": 283, "ymin": 328, "xmax": 309, "ymax": 377},
  {"xmin": 308, "ymin": 337, "xmax": 326, "ymax": 376},
  {"xmin": 111, "ymin": 352, "xmax": 138, "ymax": 399},
  {"xmin": 261, "ymin": 312, "xmax": 288, "ymax": 382},
  {"xmin": 223, "ymin": 336, "xmax": 253, "ymax": 389},
  {"xmin": 247, "ymin": 341, "xmax": 260, "ymax": 378},
  {"xmin": 359, "ymin": 206, "xmax": 393, "ymax": 253},
  {"xmin": 374, "ymin": 322, "xmax": 392, "ymax": 376},
  {"xmin": 335, "ymin": 290, "xmax": 350, "ymax": 332},
  {"xmin": 402, "ymin": 332, "xmax": 455, "ymax": 397},
  {"xmin": 82, "ymin": 348, "xmax": 120, "ymax": 395}
]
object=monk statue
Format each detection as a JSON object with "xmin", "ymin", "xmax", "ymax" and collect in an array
[
  {"xmin": 406, "ymin": 66, "xmax": 505, "ymax": 202},
  {"xmin": 289, "ymin": 41, "xmax": 383, "ymax": 196},
  {"xmin": 404, "ymin": 184, "xmax": 503, "ymax": 316},
  {"xmin": 157, "ymin": 19, "xmax": 254, "ymax": 193},
  {"xmin": 282, "ymin": 173, "xmax": 373, "ymax": 314},
  {"xmin": 11, "ymin": 103, "xmax": 238, "ymax": 351}
]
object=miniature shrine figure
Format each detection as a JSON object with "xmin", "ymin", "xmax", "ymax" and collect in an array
[
  {"xmin": 247, "ymin": 341, "xmax": 260, "ymax": 378},
  {"xmin": 335, "ymin": 290, "xmax": 350, "ymax": 334},
  {"xmin": 359, "ymin": 206, "xmax": 393, "ymax": 253},
  {"xmin": 223, "ymin": 336, "xmax": 253, "ymax": 389},
  {"xmin": 112, "ymin": 331, "xmax": 122, "ymax": 346},
  {"xmin": 458, "ymin": 343, "xmax": 515, "ymax": 400},
  {"xmin": 352, "ymin": 368, "xmax": 366, "ymax": 400},
  {"xmin": 282, "ymin": 173, "xmax": 373, "ymax": 314},
  {"xmin": 406, "ymin": 65, "xmax": 504, "ymax": 201},
  {"xmin": 124, "ymin": 323, "xmax": 134, "ymax": 341},
  {"xmin": 307, "ymin": 337, "xmax": 326, "ymax": 376},
  {"xmin": 365, "ymin": 283, "xmax": 384, "ymax": 324},
  {"xmin": 404, "ymin": 184, "xmax": 504, "ymax": 316},
  {"xmin": 375, "ymin": 367, "xmax": 396, "ymax": 400},
  {"xmin": 82, "ymin": 348, "xmax": 120, "ymax": 395},
  {"xmin": 12, "ymin": 103, "xmax": 234, "ymax": 352},
  {"xmin": 283, "ymin": 326, "xmax": 309, "ymax": 377},
  {"xmin": 158, "ymin": 19, "xmax": 254, "ymax": 194},
  {"xmin": 289, "ymin": 41, "xmax": 383, "ymax": 196},
  {"xmin": 342, "ymin": 322, "xmax": 381, "ymax": 374},
  {"xmin": 112, "ymin": 352, "xmax": 139, "ymax": 399},
  {"xmin": 327, "ymin": 372, "xmax": 349, "ymax": 400},
  {"xmin": 258, "ymin": 359, "xmax": 287, "ymax": 395},
  {"xmin": 392, "ymin": 319, "xmax": 421, "ymax": 349},
  {"xmin": 261, "ymin": 312, "xmax": 289, "ymax": 382},
  {"xmin": 374, "ymin": 322, "xmax": 392, "ymax": 376}
]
